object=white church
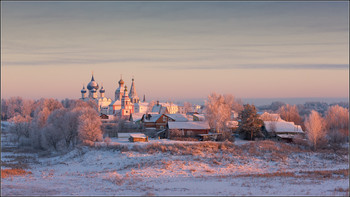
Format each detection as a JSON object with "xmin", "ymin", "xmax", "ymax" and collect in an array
[{"xmin": 80, "ymin": 74, "xmax": 148, "ymax": 117}]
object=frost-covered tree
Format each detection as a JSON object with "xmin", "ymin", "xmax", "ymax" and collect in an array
[
  {"xmin": 183, "ymin": 102, "xmax": 193, "ymax": 113},
  {"xmin": 41, "ymin": 123, "xmax": 64, "ymax": 151},
  {"xmin": 325, "ymin": 105, "xmax": 349, "ymax": 146},
  {"xmin": 8, "ymin": 115, "xmax": 31, "ymax": 144},
  {"xmin": 204, "ymin": 93, "xmax": 243, "ymax": 133},
  {"xmin": 1, "ymin": 99, "xmax": 8, "ymax": 120},
  {"xmin": 62, "ymin": 109, "xmax": 81, "ymax": 148},
  {"xmin": 78, "ymin": 108, "xmax": 103, "ymax": 143},
  {"xmin": 146, "ymin": 100, "xmax": 156, "ymax": 113},
  {"xmin": 237, "ymin": 104, "xmax": 264, "ymax": 140},
  {"xmin": 42, "ymin": 108, "xmax": 69, "ymax": 150},
  {"xmin": 29, "ymin": 98, "xmax": 63, "ymax": 149},
  {"xmin": 279, "ymin": 104, "xmax": 302, "ymax": 126},
  {"xmin": 305, "ymin": 110, "xmax": 326, "ymax": 150}
]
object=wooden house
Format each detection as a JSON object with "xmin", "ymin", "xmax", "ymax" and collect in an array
[
  {"xmin": 129, "ymin": 133, "xmax": 148, "ymax": 142},
  {"xmin": 167, "ymin": 121, "xmax": 210, "ymax": 137}
]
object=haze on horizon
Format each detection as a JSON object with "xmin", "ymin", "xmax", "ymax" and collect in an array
[{"xmin": 1, "ymin": 2, "xmax": 349, "ymax": 103}]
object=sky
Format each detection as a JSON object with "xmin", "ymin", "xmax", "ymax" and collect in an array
[{"xmin": 1, "ymin": 1, "xmax": 349, "ymax": 104}]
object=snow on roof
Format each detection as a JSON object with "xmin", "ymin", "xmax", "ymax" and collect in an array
[
  {"xmin": 276, "ymin": 134, "xmax": 298, "ymax": 139},
  {"xmin": 109, "ymin": 100, "xmax": 121, "ymax": 106},
  {"xmin": 143, "ymin": 114, "xmax": 162, "ymax": 122},
  {"xmin": 226, "ymin": 121, "xmax": 239, "ymax": 128},
  {"xmin": 168, "ymin": 121, "xmax": 210, "ymax": 130},
  {"xmin": 131, "ymin": 113, "xmax": 144, "ymax": 122},
  {"xmin": 264, "ymin": 121, "xmax": 303, "ymax": 133},
  {"xmin": 165, "ymin": 113, "xmax": 188, "ymax": 122},
  {"xmin": 129, "ymin": 133, "xmax": 147, "ymax": 138},
  {"xmin": 152, "ymin": 105, "xmax": 162, "ymax": 113},
  {"xmin": 193, "ymin": 114, "xmax": 205, "ymax": 121},
  {"xmin": 259, "ymin": 112, "xmax": 282, "ymax": 121}
]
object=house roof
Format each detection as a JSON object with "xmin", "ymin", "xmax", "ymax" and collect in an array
[
  {"xmin": 226, "ymin": 121, "xmax": 239, "ymax": 128},
  {"xmin": 129, "ymin": 133, "xmax": 147, "ymax": 138},
  {"xmin": 193, "ymin": 114, "xmax": 205, "ymax": 121},
  {"xmin": 143, "ymin": 114, "xmax": 163, "ymax": 123},
  {"xmin": 264, "ymin": 121, "xmax": 303, "ymax": 133},
  {"xmin": 259, "ymin": 112, "xmax": 282, "ymax": 121},
  {"xmin": 152, "ymin": 105, "xmax": 162, "ymax": 113},
  {"xmin": 109, "ymin": 100, "xmax": 121, "ymax": 106},
  {"xmin": 168, "ymin": 121, "xmax": 210, "ymax": 130},
  {"xmin": 165, "ymin": 113, "xmax": 188, "ymax": 122},
  {"xmin": 130, "ymin": 113, "xmax": 144, "ymax": 122}
]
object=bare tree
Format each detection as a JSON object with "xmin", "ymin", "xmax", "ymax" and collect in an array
[
  {"xmin": 325, "ymin": 105, "xmax": 349, "ymax": 146},
  {"xmin": 8, "ymin": 115, "xmax": 31, "ymax": 145},
  {"xmin": 1, "ymin": 99, "xmax": 8, "ymax": 120},
  {"xmin": 42, "ymin": 124, "xmax": 64, "ymax": 151},
  {"xmin": 62, "ymin": 109, "xmax": 81, "ymax": 148},
  {"xmin": 204, "ymin": 93, "xmax": 242, "ymax": 133},
  {"xmin": 279, "ymin": 104, "xmax": 302, "ymax": 125},
  {"xmin": 183, "ymin": 102, "xmax": 193, "ymax": 113},
  {"xmin": 146, "ymin": 100, "xmax": 156, "ymax": 113},
  {"xmin": 78, "ymin": 108, "xmax": 103, "ymax": 143},
  {"xmin": 305, "ymin": 110, "xmax": 327, "ymax": 150}
]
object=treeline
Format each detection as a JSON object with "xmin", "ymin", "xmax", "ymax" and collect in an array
[
  {"xmin": 1, "ymin": 97, "xmax": 104, "ymax": 152},
  {"xmin": 257, "ymin": 101, "xmax": 349, "ymax": 117},
  {"xmin": 204, "ymin": 93, "xmax": 349, "ymax": 150}
]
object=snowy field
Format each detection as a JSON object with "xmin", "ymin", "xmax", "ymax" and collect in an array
[{"xmin": 1, "ymin": 123, "xmax": 349, "ymax": 196}]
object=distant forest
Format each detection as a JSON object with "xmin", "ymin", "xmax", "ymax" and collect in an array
[{"xmin": 257, "ymin": 101, "xmax": 349, "ymax": 117}]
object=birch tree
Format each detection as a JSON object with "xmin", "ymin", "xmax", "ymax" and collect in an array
[
  {"xmin": 325, "ymin": 105, "xmax": 349, "ymax": 145},
  {"xmin": 305, "ymin": 110, "xmax": 326, "ymax": 150}
]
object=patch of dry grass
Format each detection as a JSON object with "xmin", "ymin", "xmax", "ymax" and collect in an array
[{"xmin": 1, "ymin": 168, "xmax": 32, "ymax": 178}]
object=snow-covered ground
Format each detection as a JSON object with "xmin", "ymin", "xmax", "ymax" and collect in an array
[{"xmin": 1, "ymin": 124, "xmax": 349, "ymax": 196}]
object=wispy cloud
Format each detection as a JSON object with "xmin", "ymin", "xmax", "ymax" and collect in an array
[{"xmin": 156, "ymin": 64, "xmax": 349, "ymax": 70}]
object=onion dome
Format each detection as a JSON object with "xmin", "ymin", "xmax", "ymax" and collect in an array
[
  {"xmin": 87, "ymin": 74, "xmax": 99, "ymax": 90},
  {"xmin": 81, "ymin": 85, "xmax": 87, "ymax": 93},
  {"xmin": 91, "ymin": 88, "xmax": 97, "ymax": 93},
  {"xmin": 118, "ymin": 78, "xmax": 124, "ymax": 85},
  {"xmin": 100, "ymin": 86, "xmax": 105, "ymax": 93}
]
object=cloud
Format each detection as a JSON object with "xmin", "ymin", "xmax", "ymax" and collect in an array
[{"xmin": 155, "ymin": 64, "xmax": 349, "ymax": 70}]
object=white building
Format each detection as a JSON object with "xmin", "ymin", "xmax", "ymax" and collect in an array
[
  {"xmin": 81, "ymin": 74, "xmax": 148, "ymax": 117},
  {"xmin": 152, "ymin": 101, "xmax": 179, "ymax": 114},
  {"xmin": 80, "ymin": 74, "xmax": 112, "ymax": 115}
]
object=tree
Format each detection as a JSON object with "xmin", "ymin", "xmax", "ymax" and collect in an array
[
  {"xmin": 146, "ymin": 100, "xmax": 156, "ymax": 113},
  {"xmin": 237, "ymin": 104, "xmax": 264, "ymax": 140},
  {"xmin": 1, "ymin": 99, "xmax": 8, "ymax": 120},
  {"xmin": 8, "ymin": 115, "xmax": 31, "ymax": 144},
  {"xmin": 42, "ymin": 108, "xmax": 70, "ymax": 150},
  {"xmin": 62, "ymin": 109, "xmax": 81, "ymax": 148},
  {"xmin": 204, "ymin": 93, "xmax": 231, "ymax": 133},
  {"xmin": 279, "ymin": 104, "xmax": 302, "ymax": 126},
  {"xmin": 42, "ymin": 123, "xmax": 63, "ymax": 151},
  {"xmin": 78, "ymin": 108, "xmax": 103, "ymax": 143},
  {"xmin": 325, "ymin": 105, "xmax": 349, "ymax": 146},
  {"xmin": 270, "ymin": 101, "xmax": 286, "ymax": 112},
  {"xmin": 183, "ymin": 102, "xmax": 193, "ymax": 113},
  {"xmin": 305, "ymin": 110, "xmax": 326, "ymax": 150}
]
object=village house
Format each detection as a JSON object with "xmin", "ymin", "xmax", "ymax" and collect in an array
[
  {"xmin": 263, "ymin": 120, "xmax": 304, "ymax": 142},
  {"xmin": 167, "ymin": 121, "xmax": 210, "ymax": 138},
  {"xmin": 258, "ymin": 112, "xmax": 282, "ymax": 121},
  {"xmin": 152, "ymin": 101, "xmax": 179, "ymax": 114},
  {"xmin": 192, "ymin": 113, "xmax": 205, "ymax": 121},
  {"xmin": 142, "ymin": 113, "xmax": 189, "ymax": 130}
]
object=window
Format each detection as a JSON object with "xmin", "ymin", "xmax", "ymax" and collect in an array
[{"xmin": 163, "ymin": 116, "xmax": 166, "ymax": 121}]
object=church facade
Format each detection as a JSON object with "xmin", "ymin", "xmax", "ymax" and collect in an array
[{"xmin": 80, "ymin": 74, "xmax": 147, "ymax": 117}]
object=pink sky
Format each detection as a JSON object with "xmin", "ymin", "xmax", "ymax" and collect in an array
[{"xmin": 1, "ymin": 2, "xmax": 349, "ymax": 101}]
